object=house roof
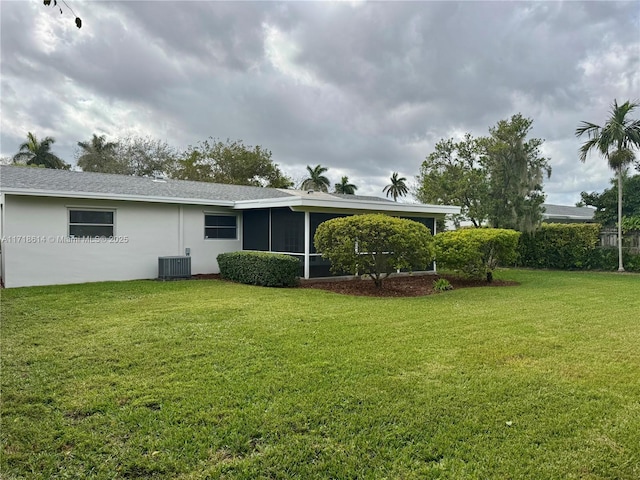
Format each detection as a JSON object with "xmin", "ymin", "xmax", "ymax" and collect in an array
[
  {"xmin": 0, "ymin": 165, "xmax": 294, "ymax": 205},
  {"xmin": 542, "ymin": 203, "xmax": 596, "ymax": 221},
  {"xmin": 0, "ymin": 166, "xmax": 460, "ymax": 216}
]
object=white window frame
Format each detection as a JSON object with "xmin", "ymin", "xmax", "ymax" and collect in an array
[
  {"xmin": 68, "ymin": 208, "xmax": 116, "ymax": 238},
  {"xmin": 204, "ymin": 213, "xmax": 238, "ymax": 240}
]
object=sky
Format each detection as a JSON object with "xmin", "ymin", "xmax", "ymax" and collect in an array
[{"xmin": 1, "ymin": 0, "xmax": 639, "ymax": 205}]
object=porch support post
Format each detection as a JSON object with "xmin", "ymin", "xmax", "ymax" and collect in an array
[
  {"xmin": 433, "ymin": 216, "xmax": 437, "ymax": 273},
  {"xmin": 304, "ymin": 211, "xmax": 310, "ymax": 279}
]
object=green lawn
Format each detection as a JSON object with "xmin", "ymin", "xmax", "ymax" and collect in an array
[{"xmin": 1, "ymin": 270, "xmax": 639, "ymax": 479}]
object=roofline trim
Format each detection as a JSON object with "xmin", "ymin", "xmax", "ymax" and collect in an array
[
  {"xmin": 233, "ymin": 196, "xmax": 461, "ymax": 214},
  {"xmin": 1, "ymin": 188, "xmax": 236, "ymax": 207}
]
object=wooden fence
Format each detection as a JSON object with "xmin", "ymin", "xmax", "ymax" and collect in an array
[{"xmin": 599, "ymin": 229, "xmax": 640, "ymax": 253}]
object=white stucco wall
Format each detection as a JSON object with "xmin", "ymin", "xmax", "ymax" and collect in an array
[{"xmin": 1, "ymin": 195, "xmax": 242, "ymax": 288}]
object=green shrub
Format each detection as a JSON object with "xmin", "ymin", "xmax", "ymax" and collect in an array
[
  {"xmin": 217, "ymin": 251, "xmax": 300, "ymax": 287},
  {"xmin": 518, "ymin": 223, "xmax": 601, "ymax": 269},
  {"xmin": 435, "ymin": 228, "xmax": 521, "ymax": 282},
  {"xmin": 621, "ymin": 216, "xmax": 640, "ymax": 234},
  {"xmin": 585, "ymin": 248, "xmax": 640, "ymax": 272},
  {"xmin": 433, "ymin": 278, "xmax": 453, "ymax": 292},
  {"xmin": 314, "ymin": 214, "xmax": 435, "ymax": 288}
]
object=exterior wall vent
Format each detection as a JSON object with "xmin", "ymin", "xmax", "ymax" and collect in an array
[{"xmin": 158, "ymin": 256, "xmax": 191, "ymax": 280}]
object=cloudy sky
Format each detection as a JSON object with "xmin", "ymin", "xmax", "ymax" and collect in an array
[{"xmin": 1, "ymin": 0, "xmax": 638, "ymax": 204}]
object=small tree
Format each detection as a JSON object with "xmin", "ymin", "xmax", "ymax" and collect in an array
[
  {"xmin": 314, "ymin": 214, "xmax": 435, "ymax": 288},
  {"xmin": 434, "ymin": 228, "xmax": 521, "ymax": 282}
]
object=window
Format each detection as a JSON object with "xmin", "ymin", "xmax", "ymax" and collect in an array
[
  {"xmin": 69, "ymin": 209, "xmax": 114, "ymax": 238},
  {"xmin": 205, "ymin": 214, "xmax": 237, "ymax": 239}
]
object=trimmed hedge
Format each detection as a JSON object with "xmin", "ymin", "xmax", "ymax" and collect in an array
[
  {"xmin": 583, "ymin": 248, "xmax": 640, "ymax": 272},
  {"xmin": 518, "ymin": 223, "xmax": 601, "ymax": 270},
  {"xmin": 217, "ymin": 251, "xmax": 300, "ymax": 287},
  {"xmin": 434, "ymin": 228, "xmax": 520, "ymax": 282},
  {"xmin": 517, "ymin": 223, "xmax": 640, "ymax": 272}
]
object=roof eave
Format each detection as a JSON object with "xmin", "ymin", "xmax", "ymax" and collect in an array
[
  {"xmin": 1, "ymin": 188, "xmax": 235, "ymax": 207},
  {"xmin": 234, "ymin": 196, "xmax": 461, "ymax": 215}
]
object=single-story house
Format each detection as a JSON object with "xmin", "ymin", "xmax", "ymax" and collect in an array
[
  {"xmin": 0, "ymin": 166, "xmax": 460, "ymax": 288},
  {"xmin": 542, "ymin": 204, "xmax": 596, "ymax": 223}
]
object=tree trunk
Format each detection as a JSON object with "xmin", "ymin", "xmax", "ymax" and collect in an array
[{"xmin": 617, "ymin": 168, "xmax": 625, "ymax": 272}]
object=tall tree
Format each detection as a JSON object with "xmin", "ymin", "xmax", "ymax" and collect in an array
[
  {"xmin": 417, "ymin": 115, "xmax": 550, "ymax": 232},
  {"xmin": 416, "ymin": 134, "xmax": 489, "ymax": 227},
  {"xmin": 171, "ymin": 138, "xmax": 292, "ymax": 187},
  {"xmin": 301, "ymin": 165, "xmax": 330, "ymax": 192},
  {"xmin": 383, "ymin": 172, "xmax": 409, "ymax": 202},
  {"xmin": 481, "ymin": 114, "xmax": 551, "ymax": 232},
  {"xmin": 576, "ymin": 99, "xmax": 640, "ymax": 271},
  {"xmin": 12, "ymin": 132, "xmax": 69, "ymax": 169},
  {"xmin": 334, "ymin": 176, "xmax": 358, "ymax": 195},
  {"xmin": 76, "ymin": 134, "xmax": 120, "ymax": 173}
]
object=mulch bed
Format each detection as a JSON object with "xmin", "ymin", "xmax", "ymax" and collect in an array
[
  {"xmin": 299, "ymin": 274, "xmax": 517, "ymax": 297},
  {"xmin": 193, "ymin": 273, "xmax": 518, "ymax": 298}
]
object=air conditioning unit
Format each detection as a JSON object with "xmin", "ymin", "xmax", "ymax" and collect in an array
[{"xmin": 158, "ymin": 256, "xmax": 191, "ymax": 280}]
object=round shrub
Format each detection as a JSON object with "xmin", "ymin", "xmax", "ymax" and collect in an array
[{"xmin": 314, "ymin": 214, "xmax": 435, "ymax": 288}]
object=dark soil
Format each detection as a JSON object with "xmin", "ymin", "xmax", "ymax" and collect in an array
[
  {"xmin": 299, "ymin": 274, "xmax": 517, "ymax": 297},
  {"xmin": 193, "ymin": 273, "xmax": 518, "ymax": 298}
]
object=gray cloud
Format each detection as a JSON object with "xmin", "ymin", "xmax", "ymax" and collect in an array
[{"xmin": 1, "ymin": 0, "xmax": 638, "ymax": 205}]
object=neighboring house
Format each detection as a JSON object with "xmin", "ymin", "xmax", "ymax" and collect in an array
[
  {"xmin": 0, "ymin": 166, "xmax": 460, "ymax": 288},
  {"xmin": 542, "ymin": 204, "xmax": 596, "ymax": 223}
]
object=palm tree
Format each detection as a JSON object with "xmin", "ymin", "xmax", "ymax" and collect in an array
[
  {"xmin": 77, "ymin": 134, "xmax": 119, "ymax": 173},
  {"xmin": 383, "ymin": 172, "xmax": 409, "ymax": 201},
  {"xmin": 334, "ymin": 176, "xmax": 358, "ymax": 195},
  {"xmin": 12, "ymin": 132, "xmax": 69, "ymax": 169},
  {"xmin": 301, "ymin": 164, "xmax": 330, "ymax": 192},
  {"xmin": 576, "ymin": 99, "xmax": 640, "ymax": 271}
]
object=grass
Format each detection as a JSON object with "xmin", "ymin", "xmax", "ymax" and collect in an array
[{"xmin": 1, "ymin": 269, "xmax": 639, "ymax": 479}]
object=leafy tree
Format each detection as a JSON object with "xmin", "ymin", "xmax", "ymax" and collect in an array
[
  {"xmin": 434, "ymin": 228, "xmax": 521, "ymax": 282},
  {"xmin": 114, "ymin": 136, "xmax": 179, "ymax": 177},
  {"xmin": 172, "ymin": 138, "xmax": 292, "ymax": 187},
  {"xmin": 482, "ymin": 114, "xmax": 551, "ymax": 232},
  {"xmin": 417, "ymin": 115, "xmax": 550, "ymax": 232},
  {"xmin": 576, "ymin": 99, "xmax": 640, "ymax": 271},
  {"xmin": 301, "ymin": 165, "xmax": 330, "ymax": 192},
  {"xmin": 12, "ymin": 132, "xmax": 70, "ymax": 169},
  {"xmin": 416, "ymin": 134, "xmax": 489, "ymax": 227},
  {"xmin": 383, "ymin": 172, "xmax": 409, "ymax": 201},
  {"xmin": 334, "ymin": 176, "xmax": 358, "ymax": 195},
  {"xmin": 580, "ymin": 173, "xmax": 640, "ymax": 227},
  {"xmin": 314, "ymin": 214, "xmax": 435, "ymax": 288},
  {"xmin": 171, "ymin": 150, "xmax": 214, "ymax": 182},
  {"xmin": 76, "ymin": 134, "xmax": 120, "ymax": 173}
]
